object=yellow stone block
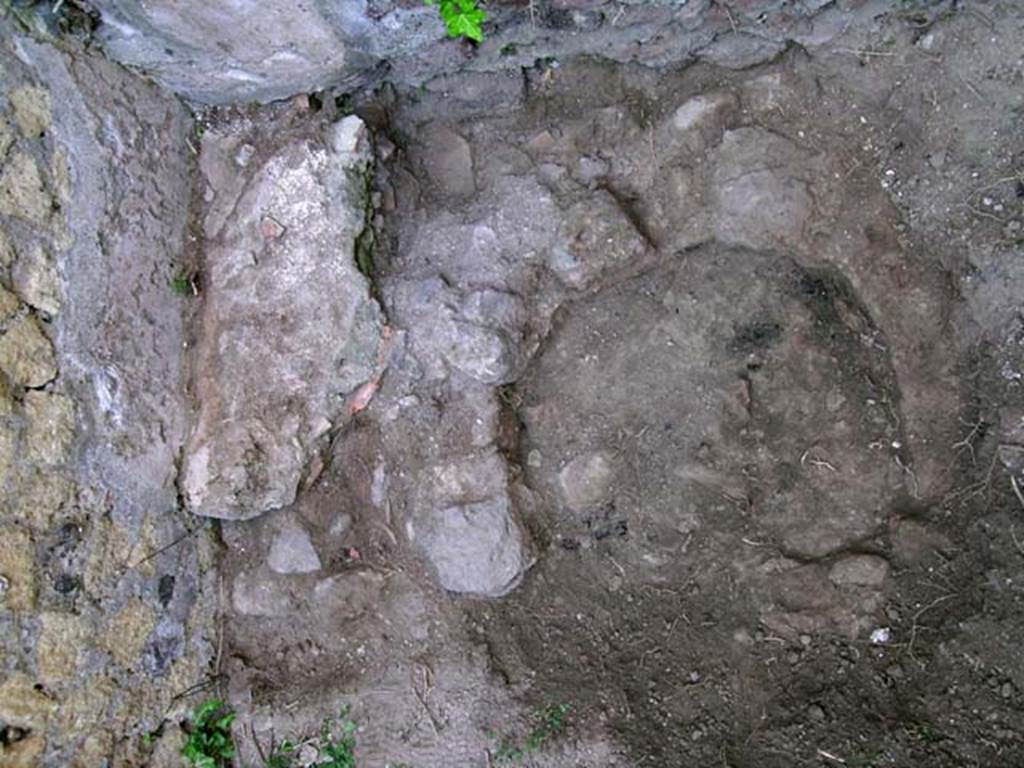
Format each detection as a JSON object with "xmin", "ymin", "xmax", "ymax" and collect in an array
[
  {"xmin": 13, "ymin": 469, "xmax": 74, "ymax": 529},
  {"xmin": 0, "ymin": 526, "xmax": 35, "ymax": 612},
  {"xmin": 0, "ymin": 672, "xmax": 57, "ymax": 728},
  {"xmin": 0, "ymin": 284, "xmax": 20, "ymax": 321},
  {"xmin": 23, "ymin": 390, "xmax": 75, "ymax": 465},
  {"xmin": 69, "ymin": 733, "xmax": 113, "ymax": 768},
  {"xmin": 0, "ymin": 314, "xmax": 57, "ymax": 387},
  {"xmin": 0, "ymin": 733, "xmax": 46, "ymax": 768},
  {"xmin": 0, "ymin": 152, "xmax": 52, "ymax": 224},
  {"xmin": 9, "ymin": 86, "xmax": 51, "ymax": 139},
  {"xmin": 37, "ymin": 610, "xmax": 88, "ymax": 683},
  {"xmin": 103, "ymin": 598, "xmax": 156, "ymax": 668}
]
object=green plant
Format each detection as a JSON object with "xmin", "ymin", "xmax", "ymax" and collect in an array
[
  {"xmin": 425, "ymin": 0, "xmax": 487, "ymax": 43},
  {"xmin": 182, "ymin": 699, "xmax": 237, "ymax": 768},
  {"xmin": 171, "ymin": 271, "xmax": 193, "ymax": 296},
  {"xmin": 315, "ymin": 713, "xmax": 357, "ymax": 768},
  {"xmin": 266, "ymin": 739, "xmax": 297, "ymax": 768},
  {"xmin": 492, "ymin": 703, "xmax": 572, "ymax": 763},
  {"xmin": 265, "ymin": 711, "xmax": 357, "ymax": 768}
]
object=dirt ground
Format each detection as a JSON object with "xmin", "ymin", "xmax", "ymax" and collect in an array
[{"xmin": 198, "ymin": 4, "xmax": 1024, "ymax": 768}]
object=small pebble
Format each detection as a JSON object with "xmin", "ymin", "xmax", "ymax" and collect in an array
[
  {"xmin": 234, "ymin": 143, "xmax": 255, "ymax": 167},
  {"xmin": 298, "ymin": 744, "xmax": 320, "ymax": 766},
  {"xmin": 260, "ymin": 216, "xmax": 285, "ymax": 239},
  {"xmin": 870, "ymin": 627, "xmax": 892, "ymax": 645}
]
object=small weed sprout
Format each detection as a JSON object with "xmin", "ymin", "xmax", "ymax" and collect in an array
[
  {"xmin": 182, "ymin": 699, "xmax": 236, "ymax": 768},
  {"xmin": 493, "ymin": 703, "xmax": 573, "ymax": 763},
  {"xmin": 266, "ymin": 709, "xmax": 358, "ymax": 768},
  {"xmin": 313, "ymin": 712, "xmax": 358, "ymax": 768},
  {"xmin": 425, "ymin": 0, "xmax": 487, "ymax": 43},
  {"xmin": 171, "ymin": 271, "xmax": 193, "ymax": 296}
]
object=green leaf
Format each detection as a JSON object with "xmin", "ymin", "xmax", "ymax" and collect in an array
[
  {"xmin": 193, "ymin": 699, "xmax": 225, "ymax": 725},
  {"xmin": 426, "ymin": 0, "xmax": 487, "ymax": 42},
  {"xmin": 447, "ymin": 6, "xmax": 486, "ymax": 42}
]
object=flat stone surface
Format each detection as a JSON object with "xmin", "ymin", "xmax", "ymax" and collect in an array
[
  {"xmin": 828, "ymin": 555, "xmax": 891, "ymax": 588},
  {"xmin": 411, "ymin": 496, "xmax": 530, "ymax": 597},
  {"xmin": 267, "ymin": 522, "xmax": 321, "ymax": 574},
  {"xmin": 711, "ymin": 127, "xmax": 821, "ymax": 253},
  {"xmin": 183, "ymin": 115, "xmax": 382, "ymax": 520},
  {"xmin": 410, "ymin": 452, "xmax": 532, "ymax": 597}
]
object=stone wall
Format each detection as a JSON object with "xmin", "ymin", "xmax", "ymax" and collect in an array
[
  {"xmin": 0, "ymin": 22, "xmax": 216, "ymax": 767},
  {"xmin": 89, "ymin": 0, "xmax": 899, "ymax": 105}
]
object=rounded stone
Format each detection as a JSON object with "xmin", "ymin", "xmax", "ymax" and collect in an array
[
  {"xmin": 267, "ymin": 523, "xmax": 321, "ymax": 575},
  {"xmin": 411, "ymin": 496, "xmax": 530, "ymax": 598},
  {"xmin": 558, "ymin": 452, "xmax": 613, "ymax": 512}
]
